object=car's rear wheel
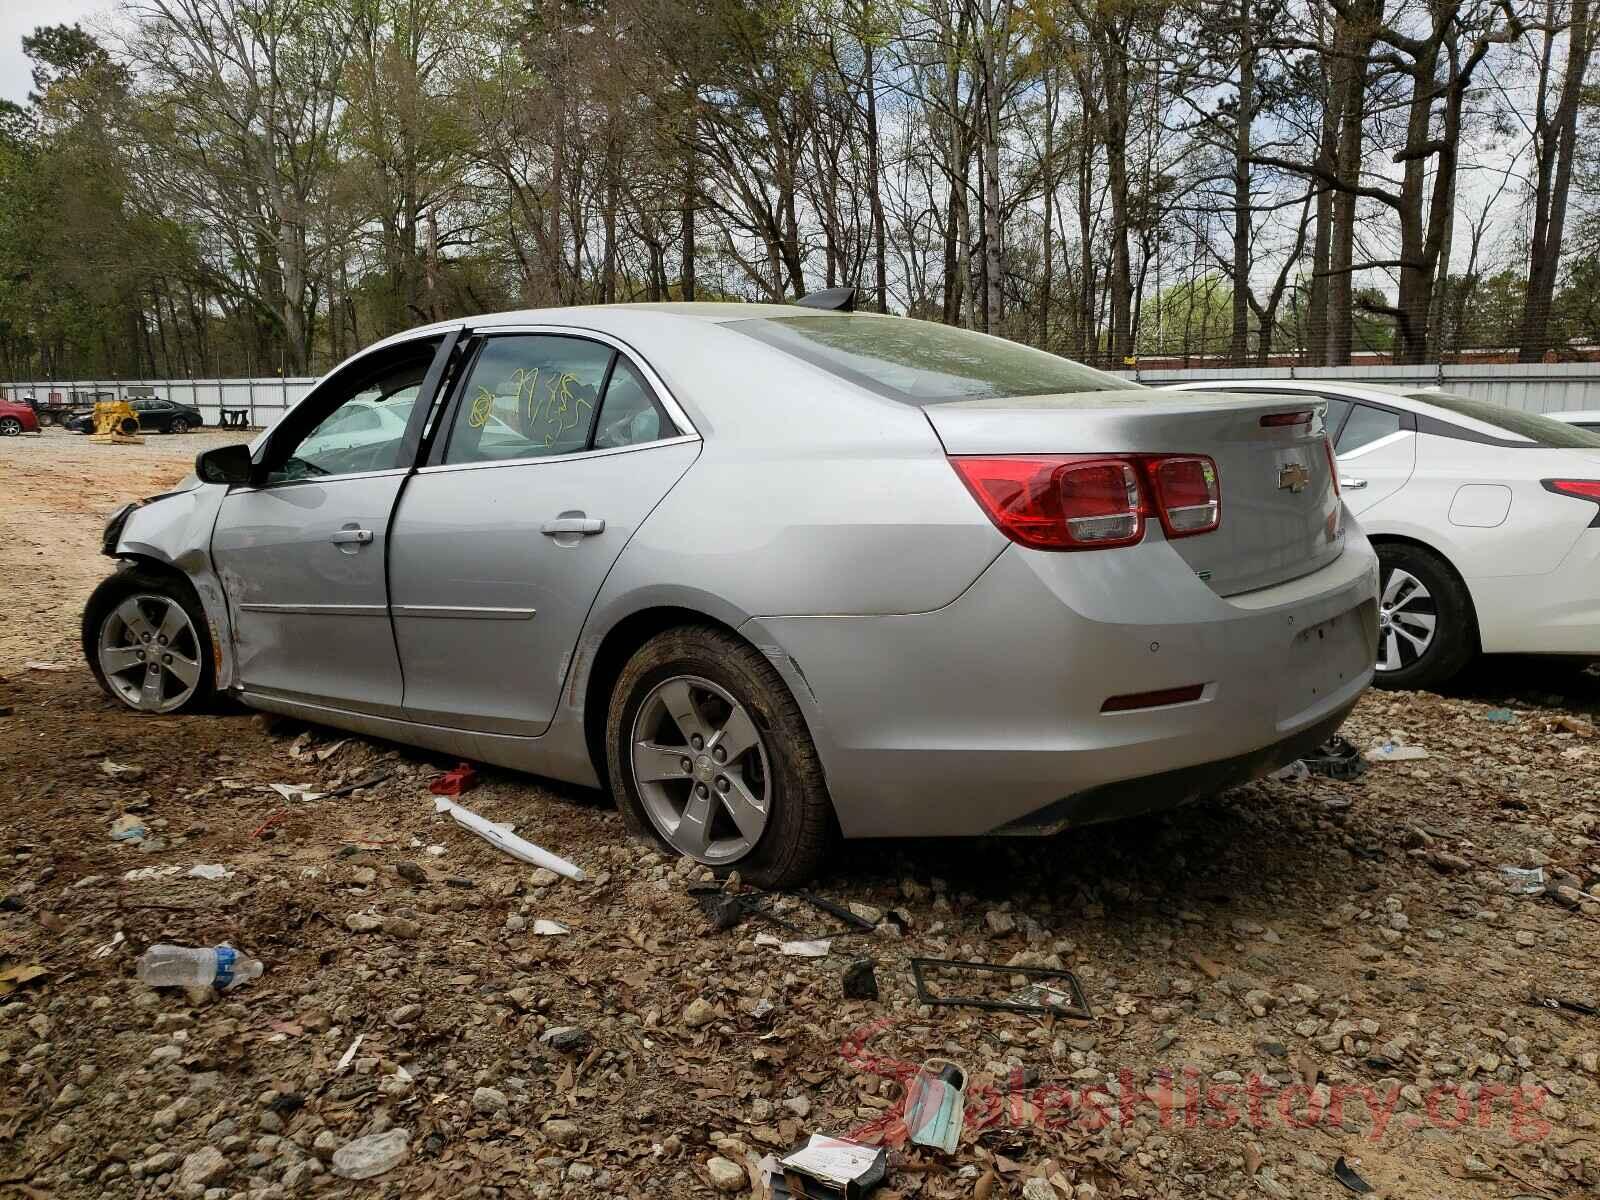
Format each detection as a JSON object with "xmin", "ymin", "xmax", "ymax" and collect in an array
[
  {"xmin": 169, "ymin": 417, "xmax": 189, "ymax": 434},
  {"xmin": 606, "ymin": 625, "xmax": 831, "ymax": 887},
  {"xmin": 0, "ymin": 417, "xmax": 21, "ymax": 436},
  {"xmin": 1374, "ymin": 542, "xmax": 1475, "ymax": 691},
  {"xmin": 83, "ymin": 569, "xmax": 216, "ymax": 713}
]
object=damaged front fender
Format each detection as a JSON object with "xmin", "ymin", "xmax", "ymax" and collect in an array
[{"xmin": 113, "ymin": 483, "xmax": 236, "ymax": 689}]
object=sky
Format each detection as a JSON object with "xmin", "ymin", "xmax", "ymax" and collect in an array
[{"xmin": 1, "ymin": 0, "xmax": 105, "ymax": 106}]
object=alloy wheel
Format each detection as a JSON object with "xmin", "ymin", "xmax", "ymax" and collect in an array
[
  {"xmin": 0, "ymin": 417, "xmax": 21, "ymax": 436},
  {"xmin": 97, "ymin": 593, "xmax": 204, "ymax": 712},
  {"xmin": 630, "ymin": 675, "xmax": 771, "ymax": 865},
  {"xmin": 1377, "ymin": 567, "xmax": 1437, "ymax": 673}
]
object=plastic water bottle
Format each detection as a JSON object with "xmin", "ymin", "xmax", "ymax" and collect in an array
[{"xmin": 136, "ymin": 944, "xmax": 264, "ymax": 990}]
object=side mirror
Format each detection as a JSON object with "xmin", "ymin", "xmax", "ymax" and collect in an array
[{"xmin": 196, "ymin": 444, "xmax": 255, "ymax": 486}]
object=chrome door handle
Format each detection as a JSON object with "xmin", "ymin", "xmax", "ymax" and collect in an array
[
  {"xmin": 541, "ymin": 517, "xmax": 605, "ymax": 536},
  {"xmin": 329, "ymin": 528, "xmax": 374, "ymax": 545},
  {"xmin": 1340, "ymin": 478, "xmax": 1368, "ymax": 490}
]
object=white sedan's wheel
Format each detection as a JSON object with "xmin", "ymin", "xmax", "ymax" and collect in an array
[{"xmin": 1373, "ymin": 544, "xmax": 1475, "ymax": 691}]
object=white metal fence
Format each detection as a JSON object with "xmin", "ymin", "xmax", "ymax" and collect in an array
[
  {"xmin": 5, "ymin": 377, "xmax": 318, "ymax": 427},
  {"xmin": 8, "ymin": 362, "xmax": 1600, "ymax": 427},
  {"xmin": 1112, "ymin": 362, "xmax": 1600, "ymax": 413}
]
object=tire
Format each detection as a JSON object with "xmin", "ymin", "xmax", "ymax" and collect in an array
[
  {"xmin": 82, "ymin": 567, "xmax": 216, "ymax": 714},
  {"xmin": 606, "ymin": 625, "xmax": 832, "ymax": 888},
  {"xmin": 169, "ymin": 417, "xmax": 189, "ymax": 434},
  {"xmin": 1373, "ymin": 542, "xmax": 1476, "ymax": 691},
  {"xmin": 0, "ymin": 417, "xmax": 21, "ymax": 436}
]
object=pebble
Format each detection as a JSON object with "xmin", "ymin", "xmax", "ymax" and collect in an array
[
  {"xmin": 331, "ymin": 1129, "xmax": 410, "ymax": 1180},
  {"xmin": 543, "ymin": 1118, "xmax": 581, "ymax": 1146},
  {"xmin": 177, "ymin": 1146, "xmax": 229, "ymax": 1189},
  {"xmin": 985, "ymin": 910, "xmax": 1016, "ymax": 935},
  {"xmin": 389, "ymin": 1003, "xmax": 423, "ymax": 1026},
  {"xmin": 706, "ymin": 1156, "xmax": 746, "ymax": 1192},
  {"xmin": 472, "ymin": 1086, "xmax": 509, "ymax": 1115},
  {"xmin": 529, "ymin": 867, "xmax": 560, "ymax": 887},
  {"xmin": 683, "ymin": 998, "xmax": 718, "ymax": 1028}
]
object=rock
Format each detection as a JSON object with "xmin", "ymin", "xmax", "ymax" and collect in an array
[
  {"xmin": 540, "ymin": 1026, "xmax": 592, "ymax": 1054},
  {"xmin": 1022, "ymin": 1178, "xmax": 1057, "ymax": 1200},
  {"xmin": 529, "ymin": 868, "xmax": 560, "ymax": 887},
  {"xmin": 504, "ymin": 914, "xmax": 527, "ymax": 933},
  {"xmin": 396, "ymin": 862, "xmax": 428, "ymax": 885},
  {"xmin": 706, "ymin": 1156, "xmax": 746, "ymax": 1192},
  {"xmin": 345, "ymin": 913, "xmax": 382, "ymax": 933},
  {"xmin": 382, "ymin": 915, "xmax": 421, "ymax": 939},
  {"xmin": 389, "ymin": 1003, "xmax": 423, "ymax": 1026},
  {"xmin": 351, "ymin": 867, "xmax": 377, "ymax": 886},
  {"xmin": 313, "ymin": 1130, "xmax": 338, "ymax": 1159},
  {"xmin": 331, "ymin": 1129, "xmax": 410, "ymax": 1180},
  {"xmin": 178, "ymin": 1147, "xmax": 229, "ymax": 1189},
  {"xmin": 683, "ymin": 998, "xmax": 718, "ymax": 1028},
  {"xmin": 985, "ymin": 910, "xmax": 1016, "ymax": 935},
  {"xmin": 53, "ymin": 1083, "xmax": 83, "ymax": 1109},
  {"xmin": 543, "ymin": 1118, "xmax": 581, "ymax": 1146},
  {"xmin": 781, "ymin": 1095, "xmax": 811, "ymax": 1118},
  {"xmin": 472, "ymin": 1086, "xmax": 509, "ymax": 1115},
  {"xmin": 847, "ymin": 901, "xmax": 884, "ymax": 925}
]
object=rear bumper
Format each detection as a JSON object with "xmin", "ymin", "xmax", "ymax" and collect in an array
[
  {"xmin": 1472, "ymin": 529, "xmax": 1600, "ymax": 655},
  {"xmin": 747, "ymin": 529, "xmax": 1379, "ymax": 838}
]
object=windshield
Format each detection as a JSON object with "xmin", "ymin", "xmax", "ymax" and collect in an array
[
  {"xmin": 1408, "ymin": 392, "xmax": 1600, "ymax": 449},
  {"xmin": 728, "ymin": 313, "xmax": 1142, "ymax": 405}
]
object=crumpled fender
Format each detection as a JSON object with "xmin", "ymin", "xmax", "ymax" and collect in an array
[{"xmin": 115, "ymin": 483, "xmax": 235, "ymax": 688}]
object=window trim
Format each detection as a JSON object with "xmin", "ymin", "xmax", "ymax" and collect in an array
[{"xmin": 424, "ymin": 324, "xmax": 699, "ymax": 471}]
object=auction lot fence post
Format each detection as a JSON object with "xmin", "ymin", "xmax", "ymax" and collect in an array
[{"xmin": 6, "ymin": 363, "xmax": 1600, "ymax": 428}]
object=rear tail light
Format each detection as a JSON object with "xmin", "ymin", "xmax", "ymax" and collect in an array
[
  {"xmin": 1145, "ymin": 455, "xmax": 1220, "ymax": 537},
  {"xmin": 949, "ymin": 455, "xmax": 1144, "ymax": 550},
  {"xmin": 1543, "ymin": 479, "xmax": 1600, "ymax": 524},
  {"xmin": 949, "ymin": 453, "xmax": 1220, "ymax": 551}
]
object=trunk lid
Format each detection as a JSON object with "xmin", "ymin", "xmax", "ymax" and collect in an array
[{"xmin": 926, "ymin": 388, "xmax": 1344, "ymax": 596}]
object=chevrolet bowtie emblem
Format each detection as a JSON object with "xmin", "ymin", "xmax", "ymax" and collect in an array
[{"xmin": 1278, "ymin": 463, "xmax": 1311, "ymax": 493}]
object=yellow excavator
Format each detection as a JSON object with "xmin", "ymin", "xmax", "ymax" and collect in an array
[{"xmin": 90, "ymin": 400, "xmax": 143, "ymax": 444}]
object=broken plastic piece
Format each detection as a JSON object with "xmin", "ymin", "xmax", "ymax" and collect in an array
[
  {"xmin": 109, "ymin": 814, "xmax": 149, "ymax": 841},
  {"xmin": 269, "ymin": 782, "xmax": 326, "ymax": 803},
  {"xmin": 433, "ymin": 796, "xmax": 586, "ymax": 880},
  {"xmin": 1333, "ymin": 1156, "xmax": 1373, "ymax": 1194},
  {"xmin": 428, "ymin": 762, "xmax": 478, "ymax": 796},
  {"xmin": 532, "ymin": 919, "xmax": 569, "ymax": 936},
  {"xmin": 910, "ymin": 958, "xmax": 1093, "ymax": 1019},
  {"xmin": 187, "ymin": 864, "xmax": 234, "ymax": 880},
  {"xmin": 756, "ymin": 932, "xmax": 831, "ymax": 957}
]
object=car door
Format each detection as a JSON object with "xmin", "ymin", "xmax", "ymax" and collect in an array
[
  {"xmin": 388, "ymin": 329, "xmax": 700, "ymax": 735},
  {"xmin": 210, "ymin": 332, "xmax": 455, "ymax": 716},
  {"xmin": 130, "ymin": 399, "xmax": 158, "ymax": 430},
  {"xmin": 1333, "ymin": 400, "xmax": 1416, "ymax": 516}
]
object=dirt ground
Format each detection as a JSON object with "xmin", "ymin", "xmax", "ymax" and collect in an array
[{"xmin": 1, "ymin": 429, "xmax": 1597, "ymax": 1200}]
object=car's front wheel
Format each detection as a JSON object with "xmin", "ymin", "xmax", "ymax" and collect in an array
[
  {"xmin": 0, "ymin": 416, "xmax": 22, "ymax": 436},
  {"xmin": 1374, "ymin": 542, "xmax": 1476, "ymax": 691},
  {"xmin": 606, "ymin": 625, "xmax": 831, "ymax": 887},
  {"xmin": 83, "ymin": 569, "xmax": 216, "ymax": 713}
]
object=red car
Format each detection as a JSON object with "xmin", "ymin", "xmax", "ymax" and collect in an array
[{"xmin": 0, "ymin": 397, "xmax": 40, "ymax": 436}]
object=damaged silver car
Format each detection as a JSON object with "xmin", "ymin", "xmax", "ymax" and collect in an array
[{"xmin": 86, "ymin": 301, "xmax": 1379, "ymax": 885}]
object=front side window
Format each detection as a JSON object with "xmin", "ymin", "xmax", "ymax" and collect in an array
[
  {"xmin": 267, "ymin": 354, "xmax": 432, "ymax": 484},
  {"xmin": 1337, "ymin": 404, "xmax": 1404, "ymax": 453},
  {"xmin": 728, "ymin": 313, "xmax": 1142, "ymax": 405}
]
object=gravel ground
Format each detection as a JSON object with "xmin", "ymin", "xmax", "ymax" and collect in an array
[{"xmin": 1, "ymin": 431, "xmax": 1597, "ymax": 1200}]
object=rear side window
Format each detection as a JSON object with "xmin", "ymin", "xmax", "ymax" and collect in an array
[
  {"xmin": 728, "ymin": 313, "xmax": 1142, "ymax": 404},
  {"xmin": 1337, "ymin": 404, "xmax": 1404, "ymax": 453},
  {"xmin": 1406, "ymin": 392, "xmax": 1600, "ymax": 449}
]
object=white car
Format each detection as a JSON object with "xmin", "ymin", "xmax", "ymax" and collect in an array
[
  {"xmin": 1166, "ymin": 379, "xmax": 1600, "ymax": 688},
  {"xmin": 1548, "ymin": 410, "xmax": 1600, "ymax": 435}
]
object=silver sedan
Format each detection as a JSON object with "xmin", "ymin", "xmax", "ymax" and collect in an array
[{"xmin": 86, "ymin": 302, "xmax": 1379, "ymax": 885}]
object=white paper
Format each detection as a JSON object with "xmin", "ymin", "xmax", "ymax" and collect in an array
[
  {"xmin": 780, "ymin": 1134, "xmax": 881, "ymax": 1185},
  {"xmin": 270, "ymin": 782, "xmax": 327, "ymax": 802},
  {"xmin": 188, "ymin": 864, "xmax": 234, "ymax": 880},
  {"xmin": 532, "ymin": 919, "xmax": 569, "ymax": 936},
  {"xmin": 336, "ymin": 1033, "xmax": 364, "ymax": 1072},
  {"xmin": 755, "ymin": 932, "xmax": 832, "ymax": 957},
  {"xmin": 433, "ymin": 797, "xmax": 586, "ymax": 880}
]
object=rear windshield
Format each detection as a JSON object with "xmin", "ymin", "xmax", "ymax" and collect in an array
[
  {"xmin": 728, "ymin": 313, "xmax": 1142, "ymax": 404},
  {"xmin": 1407, "ymin": 392, "xmax": 1600, "ymax": 449}
]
